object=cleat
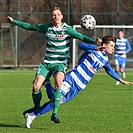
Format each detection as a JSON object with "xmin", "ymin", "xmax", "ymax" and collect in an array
[
  {"xmin": 24, "ymin": 112, "xmax": 36, "ymax": 128},
  {"xmin": 116, "ymin": 81, "xmax": 120, "ymax": 85},
  {"xmin": 122, "ymin": 72, "xmax": 126, "ymax": 79},
  {"xmin": 51, "ymin": 114, "xmax": 60, "ymax": 123}
]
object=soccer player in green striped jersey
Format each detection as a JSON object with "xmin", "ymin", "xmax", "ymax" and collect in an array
[{"xmin": 7, "ymin": 6, "xmax": 101, "ymax": 123}]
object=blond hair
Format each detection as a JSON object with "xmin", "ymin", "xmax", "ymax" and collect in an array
[{"xmin": 50, "ymin": 6, "xmax": 62, "ymax": 13}]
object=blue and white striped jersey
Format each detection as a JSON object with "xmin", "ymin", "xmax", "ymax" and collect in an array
[
  {"xmin": 62, "ymin": 43, "xmax": 120, "ymax": 92},
  {"xmin": 115, "ymin": 37, "xmax": 131, "ymax": 58}
]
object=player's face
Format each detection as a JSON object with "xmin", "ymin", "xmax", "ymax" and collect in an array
[
  {"xmin": 52, "ymin": 9, "xmax": 63, "ymax": 26},
  {"xmin": 104, "ymin": 41, "xmax": 115, "ymax": 54},
  {"xmin": 118, "ymin": 31, "xmax": 124, "ymax": 39}
]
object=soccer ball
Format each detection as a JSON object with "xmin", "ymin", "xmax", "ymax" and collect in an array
[{"xmin": 80, "ymin": 15, "xmax": 96, "ymax": 30}]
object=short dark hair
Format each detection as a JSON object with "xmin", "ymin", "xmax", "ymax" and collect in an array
[
  {"xmin": 117, "ymin": 29, "xmax": 123, "ymax": 33},
  {"xmin": 101, "ymin": 35, "xmax": 116, "ymax": 46}
]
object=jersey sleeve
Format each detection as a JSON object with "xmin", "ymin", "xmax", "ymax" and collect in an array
[
  {"xmin": 103, "ymin": 62, "xmax": 120, "ymax": 81},
  {"xmin": 78, "ymin": 43, "xmax": 97, "ymax": 51},
  {"xmin": 67, "ymin": 26, "xmax": 95, "ymax": 44},
  {"xmin": 12, "ymin": 19, "xmax": 47, "ymax": 33},
  {"xmin": 125, "ymin": 39, "xmax": 131, "ymax": 53}
]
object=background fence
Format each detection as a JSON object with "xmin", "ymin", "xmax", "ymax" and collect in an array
[
  {"xmin": 0, "ymin": 0, "xmax": 133, "ymax": 68},
  {"xmin": 73, "ymin": 25, "xmax": 133, "ymax": 68}
]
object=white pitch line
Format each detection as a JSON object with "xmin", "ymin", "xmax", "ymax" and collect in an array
[{"xmin": 1, "ymin": 88, "xmax": 31, "ymax": 90}]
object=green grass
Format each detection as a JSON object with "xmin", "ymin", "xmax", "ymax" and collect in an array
[{"xmin": 0, "ymin": 69, "xmax": 133, "ymax": 133}]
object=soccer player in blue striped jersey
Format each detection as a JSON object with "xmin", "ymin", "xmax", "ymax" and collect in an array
[
  {"xmin": 24, "ymin": 35, "xmax": 133, "ymax": 128},
  {"xmin": 114, "ymin": 30, "xmax": 131, "ymax": 85}
]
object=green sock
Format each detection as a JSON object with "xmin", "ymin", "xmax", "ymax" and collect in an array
[
  {"xmin": 32, "ymin": 90, "xmax": 42, "ymax": 109},
  {"xmin": 52, "ymin": 88, "xmax": 61, "ymax": 115}
]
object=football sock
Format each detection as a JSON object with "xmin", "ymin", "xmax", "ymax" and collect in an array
[
  {"xmin": 34, "ymin": 101, "xmax": 53, "ymax": 116},
  {"xmin": 122, "ymin": 72, "xmax": 126, "ymax": 78},
  {"xmin": 115, "ymin": 70, "xmax": 119, "ymax": 76},
  {"xmin": 52, "ymin": 88, "xmax": 61, "ymax": 115},
  {"xmin": 122, "ymin": 72, "xmax": 125, "ymax": 75},
  {"xmin": 32, "ymin": 90, "xmax": 42, "ymax": 109},
  {"xmin": 45, "ymin": 82, "xmax": 54, "ymax": 99}
]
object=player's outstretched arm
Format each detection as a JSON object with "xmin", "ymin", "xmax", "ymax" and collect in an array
[
  {"xmin": 104, "ymin": 63, "xmax": 133, "ymax": 85},
  {"xmin": 119, "ymin": 79, "xmax": 133, "ymax": 85},
  {"xmin": 7, "ymin": 16, "xmax": 38, "ymax": 31},
  {"xmin": 7, "ymin": 16, "xmax": 13, "ymax": 23}
]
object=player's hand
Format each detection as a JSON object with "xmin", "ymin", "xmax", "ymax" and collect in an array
[
  {"xmin": 120, "ymin": 79, "xmax": 133, "ymax": 85},
  {"xmin": 122, "ymin": 52, "xmax": 126, "ymax": 55},
  {"xmin": 95, "ymin": 38, "xmax": 102, "ymax": 45},
  {"xmin": 96, "ymin": 46, "xmax": 105, "ymax": 51},
  {"xmin": 7, "ymin": 16, "xmax": 13, "ymax": 23}
]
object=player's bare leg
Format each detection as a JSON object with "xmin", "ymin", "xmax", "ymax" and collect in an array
[
  {"xmin": 32, "ymin": 75, "xmax": 45, "ymax": 109},
  {"xmin": 23, "ymin": 76, "xmax": 45, "ymax": 115}
]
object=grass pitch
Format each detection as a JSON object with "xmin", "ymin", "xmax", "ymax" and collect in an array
[{"xmin": 0, "ymin": 69, "xmax": 133, "ymax": 133}]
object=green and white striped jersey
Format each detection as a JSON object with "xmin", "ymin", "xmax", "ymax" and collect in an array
[{"xmin": 13, "ymin": 20, "xmax": 95, "ymax": 66}]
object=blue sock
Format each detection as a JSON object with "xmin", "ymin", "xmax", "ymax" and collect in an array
[
  {"xmin": 115, "ymin": 70, "xmax": 119, "ymax": 76},
  {"xmin": 45, "ymin": 83, "xmax": 54, "ymax": 99},
  {"xmin": 34, "ymin": 101, "xmax": 53, "ymax": 116}
]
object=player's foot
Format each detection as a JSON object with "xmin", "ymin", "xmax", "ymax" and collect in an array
[
  {"xmin": 51, "ymin": 114, "xmax": 60, "ymax": 123},
  {"xmin": 116, "ymin": 81, "xmax": 120, "ymax": 85},
  {"xmin": 24, "ymin": 112, "xmax": 36, "ymax": 128},
  {"xmin": 122, "ymin": 72, "xmax": 126, "ymax": 79}
]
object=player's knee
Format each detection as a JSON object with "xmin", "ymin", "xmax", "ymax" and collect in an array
[
  {"xmin": 60, "ymin": 100, "xmax": 64, "ymax": 104},
  {"xmin": 33, "ymin": 84, "xmax": 40, "ymax": 92},
  {"xmin": 120, "ymin": 70, "xmax": 124, "ymax": 73}
]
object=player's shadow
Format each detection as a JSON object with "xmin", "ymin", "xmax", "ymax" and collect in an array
[
  {"xmin": 0, "ymin": 123, "xmax": 22, "ymax": 128},
  {"xmin": 0, "ymin": 123, "xmax": 47, "ymax": 130}
]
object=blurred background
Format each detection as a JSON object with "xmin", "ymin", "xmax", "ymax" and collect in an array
[{"xmin": 0, "ymin": 0, "xmax": 133, "ymax": 69}]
